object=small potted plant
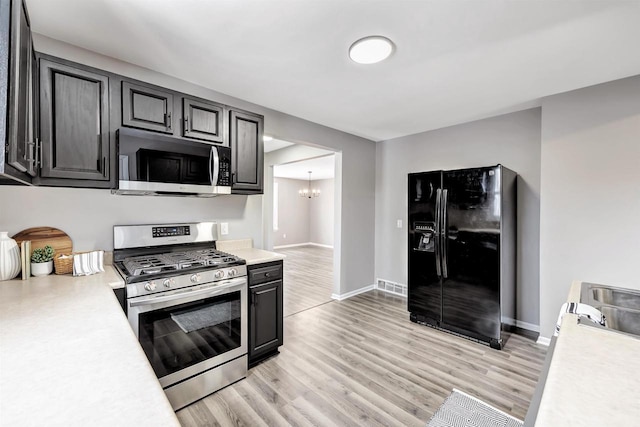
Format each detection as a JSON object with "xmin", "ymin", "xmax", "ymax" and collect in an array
[{"xmin": 31, "ymin": 245, "xmax": 55, "ymax": 277}]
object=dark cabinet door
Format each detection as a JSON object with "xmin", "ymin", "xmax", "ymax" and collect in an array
[
  {"xmin": 229, "ymin": 110, "xmax": 264, "ymax": 194},
  {"xmin": 122, "ymin": 81, "xmax": 173, "ymax": 133},
  {"xmin": 39, "ymin": 59, "xmax": 110, "ymax": 181},
  {"xmin": 249, "ymin": 280, "xmax": 283, "ymax": 363},
  {"xmin": 182, "ymin": 97, "xmax": 224, "ymax": 143},
  {"xmin": 6, "ymin": 0, "xmax": 36, "ymax": 177}
]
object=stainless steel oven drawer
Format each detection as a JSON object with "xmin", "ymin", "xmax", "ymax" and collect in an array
[
  {"xmin": 248, "ymin": 262, "xmax": 283, "ymax": 285},
  {"xmin": 164, "ymin": 354, "xmax": 247, "ymax": 411}
]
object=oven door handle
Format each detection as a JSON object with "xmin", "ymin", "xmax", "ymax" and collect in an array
[{"xmin": 129, "ymin": 278, "xmax": 246, "ymax": 308}]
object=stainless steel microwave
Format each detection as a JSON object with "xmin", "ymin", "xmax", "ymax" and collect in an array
[{"xmin": 113, "ymin": 128, "xmax": 231, "ymax": 196}]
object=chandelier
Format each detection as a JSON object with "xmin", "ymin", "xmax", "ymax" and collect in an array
[{"xmin": 299, "ymin": 171, "xmax": 320, "ymax": 198}]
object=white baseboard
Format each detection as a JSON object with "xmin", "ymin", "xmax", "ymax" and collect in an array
[
  {"xmin": 273, "ymin": 243, "xmax": 309, "ymax": 249},
  {"xmin": 273, "ymin": 242, "xmax": 334, "ymax": 249},
  {"xmin": 536, "ymin": 336, "xmax": 551, "ymax": 346},
  {"xmin": 331, "ymin": 284, "xmax": 375, "ymax": 301},
  {"xmin": 502, "ymin": 317, "xmax": 540, "ymax": 333},
  {"xmin": 308, "ymin": 242, "xmax": 333, "ymax": 249}
]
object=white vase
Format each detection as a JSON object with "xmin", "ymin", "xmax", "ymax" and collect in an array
[
  {"xmin": 31, "ymin": 260, "xmax": 53, "ymax": 277},
  {"xmin": 0, "ymin": 231, "xmax": 22, "ymax": 281}
]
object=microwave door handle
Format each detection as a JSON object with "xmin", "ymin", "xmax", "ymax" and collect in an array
[{"xmin": 210, "ymin": 146, "xmax": 220, "ymax": 186}]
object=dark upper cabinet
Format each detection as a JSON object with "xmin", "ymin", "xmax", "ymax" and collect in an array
[
  {"xmin": 248, "ymin": 261, "xmax": 283, "ymax": 367},
  {"xmin": 182, "ymin": 97, "xmax": 224, "ymax": 143},
  {"xmin": 229, "ymin": 109, "xmax": 264, "ymax": 194},
  {"xmin": 122, "ymin": 81, "xmax": 173, "ymax": 134},
  {"xmin": 39, "ymin": 59, "xmax": 110, "ymax": 181},
  {"xmin": 1, "ymin": 0, "xmax": 36, "ymax": 182}
]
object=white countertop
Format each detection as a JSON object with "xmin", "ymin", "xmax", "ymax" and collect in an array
[
  {"xmin": 228, "ymin": 247, "xmax": 285, "ymax": 265},
  {"xmin": 0, "ymin": 268, "xmax": 179, "ymax": 427},
  {"xmin": 532, "ymin": 281, "xmax": 640, "ymax": 426},
  {"xmin": 216, "ymin": 239, "xmax": 285, "ymax": 265}
]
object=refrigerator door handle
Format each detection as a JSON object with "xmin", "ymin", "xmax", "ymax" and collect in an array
[
  {"xmin": 441, "ymin": 189, "xmax": 449, "ymax": 278},
  {"xmin": 435, "ymin": 189, "xmax": 442, "ymax": 277}
]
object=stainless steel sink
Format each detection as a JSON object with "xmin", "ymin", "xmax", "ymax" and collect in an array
[
  {"xmin": 589, "ymin": 286, "xmax": 640, "ymax": 310},
  {"xmin": 596, "ymin": 306, "xmax": 640, "ymax": 336},
  {"xmin": 580, "ymin": 282, "xmax": 640, "ymax": 338}
]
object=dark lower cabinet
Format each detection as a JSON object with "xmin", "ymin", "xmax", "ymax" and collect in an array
[
  {"xmin": 230, "ymin": 109, "xmax": 264, "ymax": 194},
  {"xmin": 248, "ymin": 261, "xmax": 283, "ymax": 367},
  {"xmin": 39, "ymin": 59, "xmax": 110, "ymax": 183}
]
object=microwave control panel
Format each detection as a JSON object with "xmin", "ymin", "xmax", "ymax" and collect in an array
[
  {"xmin": 217, "ymin": 147, "xmax": 231, "ymax": 186},
  {"xmin": 152, "ymin": 225, "xmax": 191, "ymax": 238}
]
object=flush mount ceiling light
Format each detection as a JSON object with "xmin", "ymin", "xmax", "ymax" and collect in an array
[{"xmin": 349, "ymin": 36, "xmax": 394, "ymax": 64}]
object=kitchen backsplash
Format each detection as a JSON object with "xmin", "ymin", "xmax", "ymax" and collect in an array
[{"xmin": 0, "ymin": 186, "xmax": 263, "ymax": 252}]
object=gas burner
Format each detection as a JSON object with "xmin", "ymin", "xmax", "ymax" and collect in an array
[
  {"xmin": 121, "ymin": 248, "xmax": 244, "ymax": 278},
  {"xmin": 123, "ymin": 256, "xmax": 179, "ymax": 276}
]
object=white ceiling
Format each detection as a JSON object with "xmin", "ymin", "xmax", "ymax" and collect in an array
[
  {"xmin": 274, "ymin": 155, "xmax": 335, "ymax": 181},
  {"xmin": 26, "ymin": 0, "xmax": 640, "ymax": 142},
  {"xmin": 264, "ymin": 137, "xmax": 294, "ymax": 153}
]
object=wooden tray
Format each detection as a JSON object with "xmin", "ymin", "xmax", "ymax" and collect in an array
[{"xmin": 12, "ymin": 227, "xmax": 73, "ymax": 257}]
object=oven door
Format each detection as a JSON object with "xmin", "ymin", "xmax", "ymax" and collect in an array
[{"xmin": 127, "ymin": 277, "xmax": 247, "ymax": 388}]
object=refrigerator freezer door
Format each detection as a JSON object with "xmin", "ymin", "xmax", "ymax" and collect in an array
[
  {"xmin": 440, "ymin": 166, "xmax": 502, "ymax": 341},
  {"xmin": 408, "ymin": 171, "xmax": 442, "ymax": 324}
]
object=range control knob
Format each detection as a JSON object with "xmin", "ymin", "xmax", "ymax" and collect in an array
[
  {"xmin": 190, "ymin": 273, "xmax": 201, "ymax": 283},
  {"xmin": 163, "ymin": 278, "xmax": 176, "ymax": 288},
  {"xmin": 228, "ymin": 268, "xmax": 237, "ymax": 278},
  {"xmin": 144, "ymin": 281, "xmax": 157, "ymax": 292},
  {"xmin": 214, "ymin": 270, "xmax": 224, "ymax": 279}
]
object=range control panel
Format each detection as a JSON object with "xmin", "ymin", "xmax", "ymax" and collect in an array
[{"xmin": 152, "ymin": 225, "xmax": 191, "ymax": 238}]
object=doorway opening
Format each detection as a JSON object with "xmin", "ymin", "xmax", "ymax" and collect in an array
[{"xmin": 263, "ymin": 139, "xmax": 340, "ymax": 316}]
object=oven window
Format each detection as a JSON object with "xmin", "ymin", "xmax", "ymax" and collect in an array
[{"xmin": 138, "ymin": 291, "xmax": 241, "ymax": 379}]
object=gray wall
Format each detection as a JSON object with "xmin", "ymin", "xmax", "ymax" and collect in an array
[
  {"xmin": 3, "ymin": 35, "xmax": 376, "ymax": 296},
  {"xmin": 0, "ymin": 187, "xmax": 260, "ymax": 251},
  {"xmin": 375, "ymin": 108, "xmax": 542, "ymax": 328},
  {"xmin": 273, "ymin": 177, "xmax": 310, "ymax": 246},
  {"xmin": 271, "ymin": 177, "xmax": 335, "ymax": 247},
  {"xmin": 538, "ymin": 75, "xmax": 640, "ymax": 339},
  {"xmin": 309, "ymin": 179, "xmax": 335, "ymax": 247}
]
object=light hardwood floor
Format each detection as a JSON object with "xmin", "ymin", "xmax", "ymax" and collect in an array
[
  {"xmin": 276, "ymin": 245, "xmax": 334, "ymax": 317},
  {"xmin": 177, "ymin": 247, "xmax": 547, "ymax": 426}
]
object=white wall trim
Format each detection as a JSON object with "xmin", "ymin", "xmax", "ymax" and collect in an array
[
  {"xmin": 536, "ymin": 336, "xmax": 551, "ymax": 346},
  {"xmin": 274, "ymin": 242, "xmax": 334, "ymax": 249},
  {"xmin": 308, "ymin": 242, "xmax": 333, "ymax": 249},
  {"xmin": 273, "ymin": 243, "xmax": 310, "ymax": 249},
  {"xmin": 502, "ymin": 317, "xmax": 540, "ymax": 333},
  {"xmin": 331, "ymin": 284, "xmax": 375, "ymax": 301}
]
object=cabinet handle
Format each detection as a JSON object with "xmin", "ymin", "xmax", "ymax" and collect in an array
[
  {"xmin": 102, "ymin": 157, "xmax": 107, "ymax": 177},
  {"xmin": 265, "ymin": 272, "xmax": 270, "ymax": 278},
  {"xmin": 24, "ymin": 141, "xmax": 35, "ymax": 163},
  {"xmin": 166, "ymin": 112, "xmax": 172, "ymax": 130},
  {"xmin": 37, "ymin": 138, "xmax": 42, "ymax": 168},
  {"xmin": 184, "ymin": 116, "xmax": 189, "ymax": 132}
]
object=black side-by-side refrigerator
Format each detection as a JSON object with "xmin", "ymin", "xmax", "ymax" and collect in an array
[{"xmin": 408, "ymin": 165, "xmax": 516, "ymax": 349}]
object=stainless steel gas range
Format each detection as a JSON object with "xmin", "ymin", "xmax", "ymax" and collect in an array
[{"xmin": 113, "ymin": 222, "xmax": 247, "ymax": 411}]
